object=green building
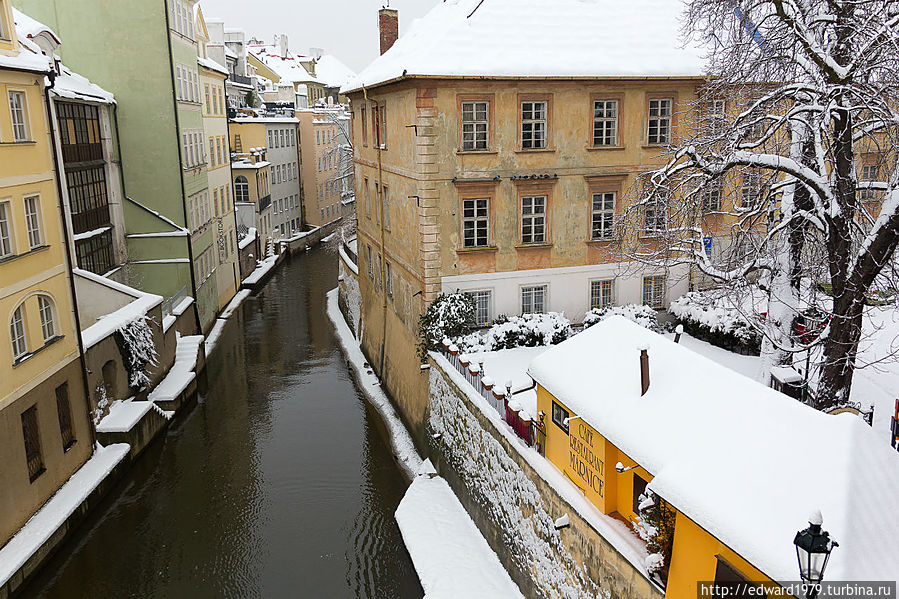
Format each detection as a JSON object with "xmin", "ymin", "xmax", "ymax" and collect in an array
[{"xmin": 15, "ymin": 0, "xmax": 220, "ymax": 332}]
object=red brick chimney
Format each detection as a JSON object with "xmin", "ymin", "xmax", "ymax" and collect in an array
[{"xmin": 379, "ymin": 8, "xmax": 399, "ymax": 55}]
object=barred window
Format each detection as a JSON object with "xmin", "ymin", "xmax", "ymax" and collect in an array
[
  {"xmin": 462, "ymin": 198, "xmax": 489, "ymax": 248},
  {"xmin": 741, "ymin": 169, "xmax": 761, "ymax": 208},
  {"xmin": 521, "ymin": 101, "xmax": 547, "ymax": 149},
  {"xmin": 461, "ymin": 101, "xmax": 488, "ymax": 151},
  {"xmin": 590, "ymin": 279, "xmax": 614, "ymax": 310},
  {"xmin": 703, "ymin": 179, "xmax": 721, "ymax": 212},
  {"xmin": 648, "ymin": 98, "xmax": 672, "ymax": 144},
  {"xmin": 642, "ymin": 275, "xmax": 666, "ymax": 309},
  {"xmin": 593, "ymin": 100, "xmax": 618, "ymax": 146},
  {"xmin": 76, "ymin": 229, "xmax": 115, "ymax": 275},
  {"xmin": 521, "ymin": 285, "xmax": 547, "ymax": 314},
  {"xmin": 56, "ymin": 383, "xmax": 76, "ymax": 451},
  {"xmin": 21, "ymin": 405, "xmax": 44, "ymax": 482},
  {"xmin": 521, "ymin": 196, "xmax": 546, "ymax": 244},
  {"xmin": 591, "ymin": 192, "xmax": 615, "ymax": 239}
]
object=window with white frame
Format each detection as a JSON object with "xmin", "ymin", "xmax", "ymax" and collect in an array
[
  {"xmin": 466, "ymin": 290, "xmax": 491, "ymax": 325},
  {"xmin": 10, "ymin": 304, "xmax": 27, "ymax": 359},
  {"xmin": 462, "ymin": 198, "xmax": 489, "ymax": 248},
  {"xmin": 521, "ymin": 101, "xmax": 547, "ymax": 149},
  {"xmin": 0, "ymin": 201, "xmax": 13, "ymax": 258},
  {"xmin": 521, "ymin": 285, "xmax": 547, "ymax": 314},
  {"xmin": 521, "ymin": 195, "xmax": 546, "ymax": 244},
  {"xmin": 644, "ymin": 188, "xmax": 668, "ymax": 233},
  {"xmin": 461, "ymin": 101, "xmax": 488, "ymax": 151},
  {"xmin": 642, "ymin": 275, "xmax": 666, "ymax": 309},
  {"xmin": 591, "ymin": 192, "xmax": 615, "ymax": 239},
  {"xmin": 703, "ymin": 179, "xmax": 721, "ymax": 212},
  {"xmin": 590, "ymin": 279, "xmax": 614, "ymax": 310},
  {"xmin": 37, "ymin": 295, "xmax": 56, "ymax": 342},
  {"xmin": 741, "ymin": 169, "xmax": 761, "ymax": 208},
  {"xmin": 235, "ymin": 176, "xmax": 248, "ymax": 203},
  {"xmin": 593, "ymin": 100, "xmax": 618, "ymax": 146},
  {"xmin": 647, "ymin": 98, "xmax": 672, "ymax": 144},
  {"xmin": 24, "ymin": 196, "xmax": 42, "ymax": 248},
  {"xmin": 706, "ymin": 98, "xmax": 726, "ymax": 137},
  {"xmin": 9, "ymin": 91, "xmax": 28, "ymax": 142},
  {"xmin": 859, "ymin": 164, "xmax": 880, "ymax": 200}
]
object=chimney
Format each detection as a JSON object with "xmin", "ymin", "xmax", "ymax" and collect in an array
[
  {"xmin": 379, "ymin": 8, "xmax": 399, "ymax": 55},
  {"xmin": 278, "ymin": 33, "xmax": 288, "ymax": 58},
  {"xmin": 639, "ymin": 344, "xmax": 650, "ymax": 396}
]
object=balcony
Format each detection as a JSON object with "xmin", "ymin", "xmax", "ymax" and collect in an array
[
  {"xmin": 61, "ymin": 142, "xmax": 103, "ymax": 164},
  {"xmin": 258, "ymin": 194, "xmax": 271, "ymax": 212},
  {"xmin": 72, "ymin": 205, "xmax": 111, "ymax": 234},
  {"xmin": 228, "ymin": 73, "xmax": 253, "ymax": 87}
]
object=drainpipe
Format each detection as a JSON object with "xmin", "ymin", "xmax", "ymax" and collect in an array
[
  {"xmin": 364, "ymin": 85, "xmax": 388, "ymax": 375},
  {"xmin": 163, "ymin": 0, "xmax": 203, "ymax": 335},
  {"xmin": 44, "ymin": 69, "xmax": 97, "ymax": 447}
]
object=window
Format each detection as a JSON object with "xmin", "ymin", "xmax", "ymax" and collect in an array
[
  {"xmin": 21, "ymin": 406, "xmax": 44, "ymax": 482},
  {"xmin": 386, "ymin": 262, "xmax": 393, "ymax": 297},
  {"xmin": 521, "ymin": 101, "xmax": 547, "ymax": 149},
  {"xmin": 859, "ymin": 164, "xmax": 879, "ymax": 200},
  {"xmin": 56, "ymin": 383, "xmax": 76, "ymax": 451},
  {"xmin": 367, "ymin": 245, "xmax": 374, "ymax": 279},
  {"xmin": 703, "ymin": 179, "xmax": 721, "ymax": 212},
  {"xmin": 316, "ymin": 130, "xmax": 320, "ymax": 145},
  {"xmin": 37, "ymin": 295, "xmax": 56, "ymax": 342},
  {"xmin": 644, "ymin": 189, "xmax": 668, "ymax": 233},
  {"xmin": 551, "ymin": 401, "xmax": 569, "ymax": 434},
  {"xmin": 462, "ymin": 198, "xmax": 489, "ymax": 248},
  {"xmin": 741, "ymin": 169, "xmax": 760, "ymax": 208},
  {"xmin": 361, "ymin": 106, "xmax": 368, "ymax": 147},
  {"xmin": 461, "ymin": 101, "xmax": 488, "ymax": 151},
  {"xmin": 0, "ymin": 201, "xmax": 13, "ymax": 258},
  {"xmin": 235, "ymin": 176, "xmax": 249, "ymax": 202},
  {"xmin": 383, "ymin": 186, "xmax": 390, "ymax": 230},
  {"xmin": 593, "ymin": 100, "xmax": 618, "ymax": 146},
  {"xmin": 205, "ymin": 84, "xmax": 211, "ymax": 112},
  {"xmin": 521, "ymin": 196, "xmax": 546, "ymax": 244},
  {"xmin": 24, "ymin": 195, "xmax": 43, "ymax": 248},
  {"xmin": 0, "ymin": 2, "xmax": 9, "ymax": 39},
  {"xmin": 280, "ymin": 130, "xmax": 285, "ymax": 147},
  {"xmin": 713, "ymin": 558, "xmax": 762, "ymax": 596},
  {"xmin": 364, "ymin": 179, "xmax": 370, "ymax": 218},
  {"xmin": 591, "ymin": 192, "xmax": 615, "ymax": 239},
  {"xmin": 648, "ymin": 98, "xmax": 672, "ymax": 144},
  {"xmin": 10, "ymin": 304, "xmax": 27, "ymax": 359},
  {"xmin": 590, "ymin": 279, "xmax": 614, "ymax": 310},
  {"xmin": 706, "ymin": 98, "xmax": 726, "ymax": 137},
  {"xmin": 642, "ymin": 275, "xmax": 666, "ymax": 309},
  {"xmin": 521, "ymin": 285, "xmax": 546, "ymax": 314},
  {"xmin": 208, "ymin": 137, "xmax": 215, "ymax": 166},
  {"xmin": 9, "ymin": 91, "xmax": 28, "ymax": 142},
  {"xmin": 373, "ymin": 102, "xmax": 387, "ymax": 148},
  {"xmin": 632, "ymin": 474, "xmax": 648, "ymax": 516},
  {"xmin": 466, "ymin": 290, "xmax": 491, "ymax": 325}
]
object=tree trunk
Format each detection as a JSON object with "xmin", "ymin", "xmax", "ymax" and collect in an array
[{"xmin": 816, "ymin": 294, "xmax": 864, "ymax": 409}]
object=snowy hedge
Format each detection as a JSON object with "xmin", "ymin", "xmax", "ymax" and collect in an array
[
  {"xmin": 582, "ymin": 304, "xmax": 665, "ymax": 333},
  {"xmin": 419, "ymin": 293, "xmax": 477, "ymax": 357},
  {"xmin": 669, "ymin": 291, "xmax": 761, "ymax": 355},
  {"xmin": 455, "ymin": 312, "xmax": 573, "ymax": 352}
]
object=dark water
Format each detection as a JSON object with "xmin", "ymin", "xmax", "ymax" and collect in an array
[{"xmin": 23, "ymin": 245, "xmax": 422, "ymax": 599}]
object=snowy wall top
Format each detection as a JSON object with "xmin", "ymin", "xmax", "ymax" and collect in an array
[
  {"xmin": 528, "ymin": 315, "xmax": 899, "ymax": 581},
  {"xmin": 343, "ymin": 0, "xmax": 708, "ymax": 93}
]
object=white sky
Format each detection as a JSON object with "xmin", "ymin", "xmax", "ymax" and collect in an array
[{"xmin": 198, "ymin": 0, "xmax": 441, "ymax": 73}]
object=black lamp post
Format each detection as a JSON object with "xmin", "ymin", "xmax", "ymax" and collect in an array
[{"xmin": 793, "ymin": 510, "xmax": 838, "ymax": 598}]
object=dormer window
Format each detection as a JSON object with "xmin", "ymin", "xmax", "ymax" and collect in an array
[{"xmin": 0, "ymin": 1, "xmax": 9, "ymax": 40}]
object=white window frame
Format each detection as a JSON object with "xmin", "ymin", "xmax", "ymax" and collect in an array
[
  {"xmin": 644, "ymin": 189, "xmax": 668, "ymax": 234},
  {"xmin": 521, "ymin": 101, "xmax": 547, "ymax": 150},
  {"xmin": 741, "ymin": 169, "xmax": 761, "ymax": 208},
  {"xmin": 642, "ymin": 275, "xmax": 666, "ymax": 309},
  {"xmin": 461, "ymin": 101, "xmax": 489, "ymax": 151},
  {"xmin": 703, "ymin": 179, "xmax": 721, "ymax": 212},
  {"xmin": 648, "ymin": 98, "xmax": 672, "ymax": 145},
  {"xmin": 462, "ymin": 198, "xmax": 489, "ymax": 248},
  {"xmin": 521, "ymin": 284, "xmax": 547, "ymax": 315},
  {"xmin": 466, "ymin": 290, "xmax": 492, "ymax": 326},
  {"xmin": 9, "ymin": 90, "xmax": 29, "ymax": 142},
  {"xmin": 24, "ymin": 195, "xmax": 43, "ymax": 249},
  {"xmin": 593, "ymin": 100, "xmax": 618, "ymax": 147},
  {"xmin": 37, "ymin": 295, "xmax": 56, "ymax": 342},
  {"xmin": 590, "ymin": 279, "xmax": 614, "ymax": 310},
  {"xmin": 591, "ymin": 192, "xmax": 615, "ymax": 240},
  {"xmin": 521, "ymin": 195, "xmax": 546, "ymax": 244},
  {"xmin": 10, "ymin": 304, "xmax": 27, "ymax": 360},
  {"xmin": 706, "ymin": 98, "xmax": 726, "ymax": 137},
  {"xmin": 0, "ymin": 201, "xmax": 13, "ymax": 258}
]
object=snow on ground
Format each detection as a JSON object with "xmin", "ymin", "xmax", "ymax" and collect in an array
[
  {"xmin": 396, "ymin": 470, "xmax": 525, "ymax": 599},
  {"xmin": 326, "ymin": 288, "xmax": 422, "ymax": 478},
  {"xmin": 147, "ymin": 335, "xmax": 203, "ymax": 404},
  {"xmin": 466, "ymin": 346, "xmax": 548, "ymax": 417},
  {"xmin": 205, "ymin": 289, "xmax": 252, "ymax": 356},
  {"xmin": 0, "ymin": 443, "xmax": 129, "ymax": 587},
  {"xmin": 95, "ymin": 399, "xmax": 151, "ymax": 434},
  {"xmin": 242, "ymin": 255, "xmax": 278, "ymax": 286}
]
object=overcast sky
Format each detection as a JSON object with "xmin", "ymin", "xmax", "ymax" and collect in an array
[{"xmin": 198, "ymin": 0, "xmax": 441, "ymax": 73}]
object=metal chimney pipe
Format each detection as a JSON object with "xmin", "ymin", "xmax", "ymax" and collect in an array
[{"xmin": 639, "ymin": 344, "xmax": 650, "ymax": 396}]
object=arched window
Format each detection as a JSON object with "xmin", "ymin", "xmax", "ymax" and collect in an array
[
  {"xmin": 235, "ymin": 176, "xmax": 249, "ymax": 203},
  {"xmin": 10, "ymin": 304, "xmax": 27, "ymax": 359},
  {"xmin": 37, "ymin": 295, "xmax": 56, "ymax": 342}
]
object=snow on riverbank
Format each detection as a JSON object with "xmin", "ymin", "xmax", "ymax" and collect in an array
[
  {"xmin": 325, "ymin": 288, "xmax": 422, "ymax": 478},
  {"xmin": 242, "ymin": 255, "xmax": 278, "ymax": 286},
  {"xmin": 396, "ymin": 467, "xmax": 525, "ymax": 599},
  {"xmin": 0, "ymin": 444, "xmax": 129, "ymax": 587}
]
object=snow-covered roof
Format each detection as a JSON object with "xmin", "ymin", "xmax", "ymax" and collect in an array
[
  {"xmin": 12, "ymin": 7, "xmax": 60, "ymax": 45},
  {"xmin": 248, "ymin": 44, "xmax": 318, "ymax": 85},
  {"xmin": 1, "ymin": 9, "xmax": 53, "ymax": 73},
  {"xmin": 314, "ymin": 54, "xmax": 356, "ymax": 89},
  {"xmin": 528, "ymin": 316, "xmax": 899, "ymax": 581},
  {"xmin": 198, "ymin": 55, "xmax": 228, "ymax": 76},
  {"xmin": 343, "ymin": 0, "xmax": 707, "ymax": 93},
  {"xmin": 53, "ymin": 62, "xmax": 115, "ymax": 104},
  {"xmin": 230, "ymin": 115, "xmax": 298, "ymax": 124},
  {"xmin": 74, "ymin": 268, "xmax": 163, "ymax": 349},
  {"xmin": 231, "ymin": 159, "xmax": 270, "ymax": 170}
]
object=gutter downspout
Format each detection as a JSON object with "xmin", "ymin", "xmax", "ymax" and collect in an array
[
  {"xmin": 44, "ymin": 69, "xmax": 97, "ymax": 447},
  {"xmin": 222, "ymin": 84, "xmax": 240, "ymax": 298},
  {"xmin": 163, "ymin": 0, "xmax": 203, "ymax": 335},
  {"xmin": 364, "ymin": 85, "xmax": 389, "ymax": 376}
]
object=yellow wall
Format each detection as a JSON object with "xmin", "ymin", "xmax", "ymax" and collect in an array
[{"xmin": 229, "ymin": 120, "xmax": 266, "ymax": 155}]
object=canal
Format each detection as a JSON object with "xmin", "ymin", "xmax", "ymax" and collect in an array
[{"xmin": 23, "ymin": 243, "xmax": 423, "ymax": 598}]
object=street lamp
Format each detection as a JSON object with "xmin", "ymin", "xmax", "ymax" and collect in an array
[{"xmin": 793, "ymin": 510, "xmax": 838, "ymax": 598}]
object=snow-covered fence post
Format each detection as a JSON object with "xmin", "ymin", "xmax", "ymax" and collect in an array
[{"xmin": 481, "ymin": 374, "xmax": 494, "ymax": 402}]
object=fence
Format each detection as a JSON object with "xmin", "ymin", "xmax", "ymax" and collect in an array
[
  {"xmin": 438, "ymin": 339, "xmax": 542, "ymax": 454},
  {"xmin": 161, "ymin": 285, "xmax": 188, "ymax": 320}
]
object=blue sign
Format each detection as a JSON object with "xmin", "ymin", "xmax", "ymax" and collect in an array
[{"xmin": 704, "ymin": 236, "xmax": 713, "ymax": 256}]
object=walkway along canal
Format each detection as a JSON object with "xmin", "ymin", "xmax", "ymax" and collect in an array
[{"xmin": 22, "ymin": 244, "xmax": 423, "ymax": 598}]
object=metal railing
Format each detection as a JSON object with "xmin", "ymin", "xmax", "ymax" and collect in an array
[
  {"xmin": 228, "ymin": 73, "xmax": 253, "ymax": 86},
  {"xmin": 162, "ymin": 285, "xmax": 188, "ymax": 319},
  {"xmin": 62, "ymin": 142, "xmax": 103, "ymax": 164}
]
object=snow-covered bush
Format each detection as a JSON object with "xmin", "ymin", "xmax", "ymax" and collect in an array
[
  {"xmin": 114, "ymin": 316, "xmax": 158, "ymax": 391},
  {"xmin": 487, "ymin": 313, "xmax": 572, "ymax": 349},
  {"xmin": 670, "ymin": 291, "xmax": 761, "ymax": 355},
  {"xmin": 418, "ymin": 293, "xmax": 477, "ymax": 358},
  {"xmin": 582, "ymin": 304, "xmax": 665, "ymax": 333},
  {"xmin": 634, "ymin": 489, "xmax": 676, "ymax": 586}
]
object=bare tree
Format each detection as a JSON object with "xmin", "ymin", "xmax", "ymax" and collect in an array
[{"xmin": 622, "ymin": 0, "xmax": 899, "ymax": 409}]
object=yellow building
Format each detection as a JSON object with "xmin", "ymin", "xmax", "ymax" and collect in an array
[
  {"xmin": 530, "ymin": 315, "xmax": 899, "ymax": 593},
  {"xmin": 0, "ymin": 0, "xmax": 92, "ymax": 547},
  {"xmin": 297, "ymin": 106, "xmax": 348, "ymax": 226},
  {"xmin": 230, "ymin": 151, "xmax": 272, "ymax": 245}
]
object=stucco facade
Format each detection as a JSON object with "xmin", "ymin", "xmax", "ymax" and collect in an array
[{"xmin": 297, "ymin": 107, "xmax": 347, "ymax": 227}]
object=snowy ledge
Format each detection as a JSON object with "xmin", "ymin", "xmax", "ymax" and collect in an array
[
  {"xmin": 396, "ymin": 468, "xmax": 525, "ymax": 599},
  {"xmin": 0, "ymin": 443, "xmax": 130, "ymax": 587},
  {"xmin": 242, "ymin": 255, "xmax": 278, "ymax": 286},
  {"xmin": 338, "ymin": 243, "xmax": 358, "ymax": 275},
  {"xmin": 326, "ymin": 288, "xmax": 422, "ymax": 478},
  {"xmin": 430, "ymin": 350, "xmax": 653, "ymax": 580}
]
